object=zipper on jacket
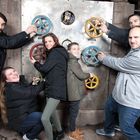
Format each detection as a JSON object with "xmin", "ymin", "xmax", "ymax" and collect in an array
[{"xmin": 124, "ymin": 80, "xmax": 128, "ymax": 95}]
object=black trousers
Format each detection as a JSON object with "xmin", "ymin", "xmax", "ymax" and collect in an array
[{"xmin": 68, "ymin": 100, "xmax": 80, "ymax": 132}]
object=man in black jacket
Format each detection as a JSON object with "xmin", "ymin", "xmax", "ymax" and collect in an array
[
  {"xmin": 0, "ymin": 12, "xmax": 37, "ymax": 74},
  {"xmin": 100, "ymin": 13, "xmax": 140, "ymax": 48}
]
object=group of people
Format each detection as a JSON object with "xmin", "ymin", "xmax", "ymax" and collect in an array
[
  {"xmin": 30, "ymin": 33, "xmax": 90, "ymax": 140},
  {"xmin": 1, "ymin": 10, "xmax": 140, "ymax": 140},
  {"xmin": 0, "ymin": 12, "xmax": 90, "ymax": 140},
  {"xmin": 0, "ymin": 12, "xmax": 45, "ymax": 140}
]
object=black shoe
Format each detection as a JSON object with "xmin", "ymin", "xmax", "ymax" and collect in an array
[{"xmin": 53, "ymin": 130, "xmax": 65, "ymax": 140}]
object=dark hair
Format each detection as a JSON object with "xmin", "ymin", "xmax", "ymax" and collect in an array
[
  {"xmin": 42, "ymin": 32, "xmax": 60, "ymax": 48},
  {"xmin": 1, "ymin": 67, "xmax": 14, "ymax": 82},
  {"xmin": 0, "ymin": 12, "xmax": 7, "ymax": 23},
  {"xmin": 128, "ymin": 13, "xmax": 140, "ymax": 21},
  {"xmin": 67, "ymin": 42, "xmax": 79, "ymax": 50},
  {"xmin": 0, "ymin": 67, "xmax": 14, "ymax": 125}
]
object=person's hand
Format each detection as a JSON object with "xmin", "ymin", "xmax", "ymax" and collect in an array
[
  {"xmin": 97, "ymin": 51, "xmax": 106, "ymax": 61},
  {"xmin": 89, "ymin": 73, "xmax": 93, "ymax": 77},
  {"xmin": 100, "ymin": 22, "xmax": 109, "ymax": 33},
  {"xmin": 30, "ymin": 56, "xmax": 36, "ymax": 64},
  {"xmin": 29, "ymin": 32, "xmax": 37, "ymax": 38},
  {"xmin": 96, "ymin": 17, "xmax": 108, "ymax": 33},
  {"xmin": 32, "ymin": 76, "xmax": 41, "ymax": 85},
  {"xmin": 25, "ymin": 25, "xmax": 37, "ymax": 37},
  {"xmin": 97, "ymin": 17, "xmax": 105, "ymax": 24}
]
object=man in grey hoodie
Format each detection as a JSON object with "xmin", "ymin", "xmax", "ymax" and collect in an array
[{"xmin": 96, "ymin": 26, "xmax": 140, "ymax": 140}]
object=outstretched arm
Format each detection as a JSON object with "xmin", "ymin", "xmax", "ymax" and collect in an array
[
  {"xmin": 107, "ymin": 23, "xmax": 129, "ymax": 45},
  {"xmin": 100, "ymin": 21, "xmax": 129, "ymax": 47},
  {"xmin": 0, "ymin": 25, "xmax": 37, "ymax": 49},
  {"xmin": 97, "ymin": 51, "xmax": 140, "ymax": 74}
]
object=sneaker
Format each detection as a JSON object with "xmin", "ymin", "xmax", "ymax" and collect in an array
[
  {"xmin": 114, "ymin": 125, "xmax": 121, "ymax": 132},
  {"xmin": 23, "ymin": 134, "xmax": 30, "ymax": 140},
  {"xmin": 75, "ymin": 128, "xmax": 84, "ymax": 136},
  {"xmin": 0, "ymin": 135, "xmax": 7, "ymax": 140},
  {"xmin": 22, "ymin": 134, "xmax": 39, "ymax": 140},
  {"xmin": 68, "ymin": 130, "xmax": 84, "ymax": 140},
  {"xmin": 96, "ymin": 128, "xmax": 115, "ymax": 137},
  {"xmin": 54, "ymin": 130, "xmax": 65, "ymax": 140}
]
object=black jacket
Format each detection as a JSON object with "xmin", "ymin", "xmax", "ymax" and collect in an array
[
  {"xmin": 0, "ymin": 31, "xmax": 31, "ymax": 74},
  {"xmin": 107, "ymin": 23, "xmax": 130, "ymax": 49},
  {"xmin": 34, "ymin": 45, "xmax": 69, "ymax": 101},
  {"xmin": 5, "ymin": 76, "xmax": 44, "ymax": 131}
]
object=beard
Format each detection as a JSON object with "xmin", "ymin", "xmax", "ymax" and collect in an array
[{"xmin": 0, "ymin": 30, "xmax": 7, "ymax": 36}]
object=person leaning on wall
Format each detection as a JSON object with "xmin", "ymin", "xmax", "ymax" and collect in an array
[
  {"xmin": 96, "ymin": 26, "xmax": 140, "ymax": 140},
  {"xmin": 30, "ymin": 32, "xmax": 69, "ymax": 140},
  {"xmin": 0, "ymin": 66, "xmax": 45, "ymax": 140},
  {"xmin": 0, "ymin": 12, "xmax": 37, "ymax": 74},
  {"xmin": 66, "ymin": 42, "xmax": 90, "ymax": 140}
]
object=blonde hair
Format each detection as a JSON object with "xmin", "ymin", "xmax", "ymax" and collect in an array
[{"xmin": 0, "ymin": 82, "xmax": 8, "ymax": 125}]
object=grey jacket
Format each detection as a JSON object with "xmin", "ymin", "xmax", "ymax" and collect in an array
[
  {"xmin": 102, "ymin": 48, "xmax": 140, "ymax": 109},
  {"xmin": 67, "ymin": 53, "xmax": 90, "ymax": 101}
]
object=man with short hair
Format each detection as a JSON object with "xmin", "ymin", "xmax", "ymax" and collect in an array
[
  {"xmin": 99, "ymin": 14, "xmax": 140, "ymax": 133},
  {"xmin": 0, "ymin": 12, "xmax": 37, "ymax": 74},
  {"xmin": 96, "ymin": 26, "xmax": 140, "ymax": 140}
]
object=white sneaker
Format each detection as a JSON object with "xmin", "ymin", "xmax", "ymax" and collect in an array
[
  {"xmin": 23, "ymin": 134, "xmax": 30, "ymax": 140},
  {"xmin": 96, "ymin": 128, "xmax": 115, "ymax": 137},
  {"xmin": 114, "ymin": 125, "xmax": 121, "ymax": 132},
  {"xmin": 22, "ymin": 134, "xmax": 39, "ymax": 140}
]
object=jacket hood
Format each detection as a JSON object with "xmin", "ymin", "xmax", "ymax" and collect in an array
[{"xmin": 52, "ymin": 45, "xmax": 69, "ymax": 60}]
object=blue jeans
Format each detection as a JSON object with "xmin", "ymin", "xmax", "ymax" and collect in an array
[
  {"xmin": 19, "ymin": 112, "xmax": 43, "ymax": 139},
  {"xmin": 104, "ymin": 96, "xmax": 140, "ymax": 140}
]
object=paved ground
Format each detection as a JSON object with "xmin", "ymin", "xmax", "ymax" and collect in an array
[{"xmin": 0, "ymin": 124, "xmax": 127, "ymax": 140}]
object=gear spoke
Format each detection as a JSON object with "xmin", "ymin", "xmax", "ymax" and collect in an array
[
  {"xmin": 85, "ymin": 17, "xmax": 103, "ymax": 38},
  {"xmin": 85, "ymin": 75, "xmax": 99, "ymax": 89}
]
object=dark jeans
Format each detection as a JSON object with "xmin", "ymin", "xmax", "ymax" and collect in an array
[
  {"xmin": 69, "ymin": 100, "xmax": 80, "ymax": 132},
  {"xmin": 19, "ymin": 112, "xmax": 43, "ymax": 139},
  {"xmin": 104, "ymin": 96, "xmax": 140, "ymax": 140}
]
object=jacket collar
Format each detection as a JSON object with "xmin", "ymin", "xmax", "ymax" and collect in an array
[{"xmin": 69, "ymin": 53, "xmax": 79, "ymax": 60}]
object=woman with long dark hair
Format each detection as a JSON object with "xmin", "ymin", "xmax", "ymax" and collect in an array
[{"xmin": 30, "ymin": 33, "xmax": 69, "ymax": 140}]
